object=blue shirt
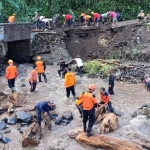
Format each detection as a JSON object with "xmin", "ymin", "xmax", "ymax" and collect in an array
[{"xmin": 36, "ymin": 102, "xmax": 51, "ymax": 113}]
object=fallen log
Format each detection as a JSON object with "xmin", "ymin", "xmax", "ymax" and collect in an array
[
  {"xmin": 22, "ymin": 122, "xmax": 42, "ymax": 147},
  {"xmin": 128, "ymin": 133, "xmax": 150, "ymax": 149},
  {"xmin": 75, "ymin": 132, "xmax": 141, "ymax": 150}
]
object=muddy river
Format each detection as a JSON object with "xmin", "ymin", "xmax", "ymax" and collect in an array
[{"xmin": 0, "ymin": 64, "xmax": 150, "ymax": 150}]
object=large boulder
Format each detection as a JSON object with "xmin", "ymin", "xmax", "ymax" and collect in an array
[
  {"xmin": 62, "ymin": 111, "xmax": 73, "ymax": 120},
  {"xmin": 16, "ymin": 111, "xmax": 32, "ymax": 123}
]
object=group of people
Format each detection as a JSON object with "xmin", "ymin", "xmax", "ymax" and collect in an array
[
  {"xmin": 137, "ymin": 10, "xmax": 150, "ymax": 22},
  {"xmin": 5, "ymin": 55, "xmax": 115, "ymax": 137},
  {"xmin": 33, "ymin": 9, "xmax": 120, "ymax": 30}
]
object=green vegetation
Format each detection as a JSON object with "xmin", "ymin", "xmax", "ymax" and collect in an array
[
  {"xmin": 83, "ymin": 60, "xmax": 117, "ymax": 78},
  {"xmin": 1, "ymin": 0, "xmax": 150, "ymax": 22}
]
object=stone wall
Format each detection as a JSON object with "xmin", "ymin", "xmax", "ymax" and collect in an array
[{"xmin": 32, "ymin": 31, "xmax": 71, "ymax": 65}]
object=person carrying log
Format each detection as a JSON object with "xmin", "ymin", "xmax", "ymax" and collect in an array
[
  {"xmin": 5, "ymin": 59, "xmax": 18, "ymax": 93},
  {"xmin": 58, "ymin": 58, "xmax": 68, "ymax": 78},
  {"xmin": 78, "ymin": 84, "xmax": 98, "ymax": 137},
  {"xmin": 64, "ymin": 67, "xmax": 77, "ymax": 100},
  {"xmin": 62, "ymin": 14, "xmax": 73, "ymax": 28},
  {"xmin": 35, "ymin": 100, "xmax": 55, "ymax": 129},
  {"xmin": 98, "ymin": 87, "xmax": 114, "ymax": 112},
  {"xmin": 28, "ymin": 65, "xmax": 38, "ymax": 92},
  {"xmin": 91, "ymin": 11, "xmax": 100, "ymax": 26},
  {"xmin": 108, "ymin": 68, "xmax": 115, "ymax": 95},
  {"xmin": 35, "ymin": 56, "xmax": 47, "ymax": 83}
]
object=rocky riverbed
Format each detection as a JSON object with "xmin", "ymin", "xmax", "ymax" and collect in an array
[{"xmin": 0, "ymin": 64, "xmax": 150, "ymax": 150}]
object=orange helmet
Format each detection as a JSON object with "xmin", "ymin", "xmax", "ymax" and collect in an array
[
  {"xmin": 8, "ymin": 59, "xmax": 13, "ymax": 64},
  {"xmin": 37, "ymin": 56, "xmax": 41, "ymax": 60},
  {"xmin": 88, "ymin": 84, "xmax": 95, "ymax": 91}
]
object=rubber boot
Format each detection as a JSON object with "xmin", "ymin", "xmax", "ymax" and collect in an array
[
  {"xmin": 83, "ymin": 124, "xmax": 87, "ymax": 132},
  {"xmin": 11, "ymin": 87, "xmax": 16, "ymax": 93},
  {"xmin": 87, "ymin": 130, "xmax": 94, "ymax": 137}
]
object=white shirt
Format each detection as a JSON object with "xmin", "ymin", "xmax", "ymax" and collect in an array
[{"xmin": 75, "ymin": 58, "xmax": 83, "ymax": 67}]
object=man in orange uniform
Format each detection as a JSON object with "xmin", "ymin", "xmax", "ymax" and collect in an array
[
  {"xmin": 64, "ymin": 67, "xmax": 76, "ymax": 99},
  {"xmin": 80, "ymin": 13, "xmax": 86, "ymax": 24},
  {"xmin": 28, "ymin": 65, "xmax": 38, "ymax": 92},
  {"xmin": 8, "ymin": 14, "xmax": 15, "ymax": 23},
  {"xmin": 98, "ymin": 87, "xmax": 114, "ymax": 112},
  {"xmin": 78, "ymin": 84, "xmax": 97, "ymax": 137},
  {"xmin": 5, "ymin": 59, "xmax": 18, "ymax": 93},
  {"xmin": 35, "ymin": 56, "xmax": 47, "ymax": 83}
]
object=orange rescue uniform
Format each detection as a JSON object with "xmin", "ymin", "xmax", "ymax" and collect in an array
[
  {"xmin": 5, "ymin": 65, "xmax": 18, "ymax": 79},
  {"xmin": 64, "ymin": 72, "xmax": 76, "ymax": 88},
  {"xmin": 78, "ymin": 92, "xmax": 97, "ymax": 110},
  {"xmin": 80, "ymin": 13, "xmax": 86, "ymax": 17},
  {"xmin": 8, "ymin": 16, "xmax": 15, "ymax": 23},
  {"xmin": 35, "ymin": 61, "xmax": 45, "ymax": 73},
  {"xmin": 28, "ymin": 69, "xmax": 38, "ymax": 82},
  {"xmin": 98, "ymin": 92, "xmax": 110, "ymax": 104},
  {"xmin": 84, "ymin": 15, "xmax": 92, "ymax": 21}
]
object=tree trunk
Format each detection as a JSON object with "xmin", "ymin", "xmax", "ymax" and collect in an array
[
  {"xmin": 22, "ymin": 122, "xmax": 42, "ymax": 147},
  {"xmin": 75, "ymin": 132, "xmax": 141, "ymax": 150}
]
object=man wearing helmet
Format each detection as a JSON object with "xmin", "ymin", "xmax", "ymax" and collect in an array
[
  {"xmin": 5, "ymin": 59, "xmax": 18, "ymax": 93},
  {"xmin": 78, "ymin": 84, "xmax": 97, "ymax": 137},
  {"xmin": 35, "ymin": 56, "xmax": 47, "ymax": 83},
  {"xmin": 35, "ymin": 100, "xmax": 55, "ymax": 129}
]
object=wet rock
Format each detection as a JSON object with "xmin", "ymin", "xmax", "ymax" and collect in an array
[
  {"xmin": 1, "ymin": 117, "xmax": 7, "ymax": 123},
  {"xmin": 0, "ymin": 132, "xmax": 3, "ymax": 140},
  {"xmin": 18, "ymin": 126, "xmax": 28, "ymax": 133},
  {"xmin": 115, "ymin": 72, "xmax": 121, "ymax": 80},
  {"xmin": 55, "ymin": 117, "xmax": 62, "ymax": 125},
  {"xmin": 2, "ymin": 137, "xmax": 12, "ymax": 144},
  {"xmin": 50, "ymin": 114, "xmax": 58, "ymax": 120},
  {"xmin": 61, "ymin": 119, "xmax": 70, "ymax": 124},
  {"xmin": 62, "ymin": 111, "xmax": 73, "ymax": 120},
  {"xmin": 0, "ymin": 121, "xmax": 6, "ymax": 130},
  {"xmin": 130, "ymin": 111, "xmax": 137, "ymax": 118},
  {"xmin": 142, "ymin": 104, "xmax": 149, "ymax": 107},
  {"xmin": 2, "ymin": 129, "xmax": 11, "ymax": 134},
  {"xmin": 16, "ymin": 111, "xmax": 32, "ymax": 123},
  {"xmin": 7, "ymin": 117, "xmax": 16, "ymax": 125},
  {"xmin": 20, "ymin": 123, "xmax": 28, "ymax": 127}
]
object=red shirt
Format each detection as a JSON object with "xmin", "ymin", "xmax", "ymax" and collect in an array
[
  {"xmin": 94, "ymin": 13, "xmax": 100, "ymax": 21},
  {"xmin": 64, "ymin": 14, "xmax": 72, "ymax": 21}
]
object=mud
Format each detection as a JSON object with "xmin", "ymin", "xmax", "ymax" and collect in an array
[{"xmin": 0, "ymin": 64, "xmax": 150, "ymax": 149}]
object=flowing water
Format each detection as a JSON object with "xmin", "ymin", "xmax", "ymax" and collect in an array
[{"xmin": 0, "ymin": 64, "xmax": 150, "ymax": 150}]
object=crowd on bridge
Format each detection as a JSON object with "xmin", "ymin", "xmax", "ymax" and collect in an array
[{"xmin": 7, "ymin": 9, "xmax": 150, "ymax": 31}]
